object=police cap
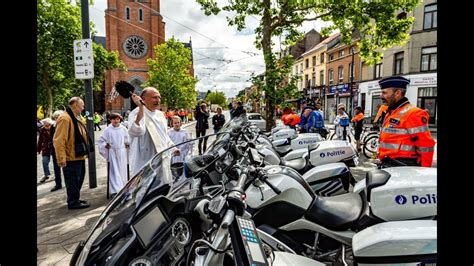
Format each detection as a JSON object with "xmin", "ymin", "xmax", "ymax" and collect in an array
[
  {"xmin": 303, "ymin": 105, "xmax": 315, "ymax": 111},
  {"xmin": 378, "ymin": 76, "xmax": 410, "ymax": 90}
]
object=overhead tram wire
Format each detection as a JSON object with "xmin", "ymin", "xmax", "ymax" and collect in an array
[
  {"xmin": 91, "ymin": 6, "xmax": 227, "ymax": 63},
  {"xmin": 135, "ymin": 2, "xmax": 261, "ymax": 57},
  {"xmin": 91, "ymin": 6, "xmax": 261, "ymax": 70}
]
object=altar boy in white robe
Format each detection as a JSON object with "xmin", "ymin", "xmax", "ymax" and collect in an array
[
  {"xmin": 99, "ymin": 113, "xmax": 130, "ymax": 196},
  {"xmin": 168, "ymin": 116, "xmax": 193, "ymax": 164}
]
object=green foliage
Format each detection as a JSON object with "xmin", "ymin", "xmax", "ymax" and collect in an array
[
  {"xmin": 236, "ymin": 89, "xmax": 246, "ymax": 99},
  {"xmin": 197, "ymin": 0, "xmax": 420, "ymax": 130},
  {"xmin": 37, "ymin": 0, "xmax": 125, "ymax": 117},
  {"xmin": 144, "ymin": 37, "xmax": 197, "ymax": 110},
  {"xmin": 205, "ymin": 91, "xmax": 227, "ymax": 106}
]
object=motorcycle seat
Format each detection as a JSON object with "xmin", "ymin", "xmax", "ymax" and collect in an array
[
  {"xmin": 305, "ymin": 193, "xmax": 363, "ymax": 231},
  {"xmin": 280, "ymin": 157, "xmax": 306, "ymax": 171}
]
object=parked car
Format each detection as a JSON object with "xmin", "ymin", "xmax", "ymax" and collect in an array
[{"xmin": 246, "ymin": 112, "xmax": 266, "ymax": 132}]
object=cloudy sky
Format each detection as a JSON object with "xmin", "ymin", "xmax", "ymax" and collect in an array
[{"xmin": 89, "ymin": 0, "xmax": 329, "ymax": 98}]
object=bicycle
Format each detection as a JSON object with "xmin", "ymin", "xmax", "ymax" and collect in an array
[
  {"xmin": 362, "ymin": 132, "xmax": 380, "ymax": 159},
  {"xmin": 329, "ymin": 124, "xmax": 377, "ymax": 143}
]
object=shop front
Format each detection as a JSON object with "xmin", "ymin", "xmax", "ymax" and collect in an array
[
  {"xmin": 358, "ymin": 73, "xmax": 437, "ymax": 125},
  {"xmin": 326, "ymin": 84, "xmax": 351, "ymax": 121}
]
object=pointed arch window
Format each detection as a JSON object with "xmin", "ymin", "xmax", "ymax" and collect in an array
[
  {"xmin": 125, "ymin": 6, "xmax": 130, "ymax": 21},
  {"xmin": 138, "ymin": 8, "xmax": 143, "ymax": 22}
]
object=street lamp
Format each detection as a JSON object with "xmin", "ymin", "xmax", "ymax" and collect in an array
[{"xmin": 349, "ymin": 46, "xmax": 355, "ymax": 117}]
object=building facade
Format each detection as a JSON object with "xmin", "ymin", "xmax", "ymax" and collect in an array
[
  {"xmin": 105, "ymin": 0, "xmax": 166, "ymax": 113},
  {"xmin": 358, "ymin": 0, "xmax": 437, "ymax": 125},
  {"xmin": 299, "ymin": 33, "xmax": 340, "ymax": 115},
  {"xmin": 325, "ymin": 37, "xmax": 361, "ymax": 122}
]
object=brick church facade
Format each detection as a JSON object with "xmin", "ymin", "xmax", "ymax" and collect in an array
[{"xmin": 104, "ymin": 0, "xmax": 165, "ymax": 113}]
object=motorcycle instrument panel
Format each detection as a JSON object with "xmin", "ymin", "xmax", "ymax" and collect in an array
[{"xmin": 132, "ymin": 206, "xmax": 168, "ymax": 247}]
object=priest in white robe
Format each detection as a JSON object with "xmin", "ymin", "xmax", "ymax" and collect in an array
[
  {"xmin": 98, "ymin": 113, "xmax": 130, "ymax": 194},
  {"xmin": 128, "ymin": 87, "xmax": 176, "ymax": 177}
]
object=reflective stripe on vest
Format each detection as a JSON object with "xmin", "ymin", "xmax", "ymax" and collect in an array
[
  {"xmin": 418, "ymin": 146, "xmax": 435, "ymax": 152},
  {"xmin": 399, "ymin": 105, "xmax": 414, "ymax": 116},
  {"xmin": 407, "ymin": 125, "xmax": 430, "ymax": 134},
  {"xmin": 382, "ymin": 125, "xmax": 430, "ymax": 135},
  {"xmin": 380, "ymin": 142, "xmax": 416, "ymax": 152},
  {"xmin": 380, "ymin": 142, "xmax": 434, "ymax": 153}
]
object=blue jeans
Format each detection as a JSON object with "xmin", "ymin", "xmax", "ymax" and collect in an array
[
  {"xmin": 63, "ymin": 160, "xmax": 86, "ymax": 207},
  {"xmin": 42, "ymin": 155, "xmax": 51, "ymax": 177},
  {"xmin": 51, "ymin": 150, "xmax": 62, "ymax": 187}
]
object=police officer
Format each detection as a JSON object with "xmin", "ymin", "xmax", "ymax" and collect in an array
[{"xmin": 378, "ymin": 76, "xmax": 435, "ymax": 167}]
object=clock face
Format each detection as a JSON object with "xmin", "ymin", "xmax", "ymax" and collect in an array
[{"xmin": 123, "ymin": 35, "xmax": 148, "ymax": 59}]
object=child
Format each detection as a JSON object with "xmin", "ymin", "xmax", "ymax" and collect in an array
[
  {"xmin": 98, "ymin": 113, "xmax": 130, "ymax": 197},
  {"xmin": 168, "ymin": 115, "xmax": 193, "ymax": 164}
]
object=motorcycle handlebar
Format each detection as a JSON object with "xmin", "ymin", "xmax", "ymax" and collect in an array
[
  {"xmin": 257, "ymin": 169, "xmax": 281, "ymax": 195},
  {"xmin": 263, "ymin": 178, "xmax": 281, "ymax": 195}
]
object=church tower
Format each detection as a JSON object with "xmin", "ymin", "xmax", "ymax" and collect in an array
[{"xmin": 105, "ymin": 0, "xmax": 165, "ymax": 113}]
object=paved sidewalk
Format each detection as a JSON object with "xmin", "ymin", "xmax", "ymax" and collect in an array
[{"xmin": 36, "ymin": 121, "xmax": 196, "ymax": 265}]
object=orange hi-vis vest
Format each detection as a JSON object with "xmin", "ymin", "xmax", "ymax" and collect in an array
[
  {"xmin": 374, "ymin": 105, "xmax": 388, "ymax": 124},
  {"xmin": 351, "ymin": 112, "xmax": 364, "ymax": 123},
  {"xmin": 379, "ymin": 102, "xmax": 435, "ymax": 167}
]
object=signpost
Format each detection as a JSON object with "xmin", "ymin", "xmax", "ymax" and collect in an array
[
  {"xmin": 78, "ymin": 0, "xmax": 97, "ymax": 188},
  {"xmin": 73, "ymin": 39, "xmax": 94, "ymax": 79}
]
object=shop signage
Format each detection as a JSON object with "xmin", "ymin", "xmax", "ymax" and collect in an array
[
  {"xmin": 410, "ymin": 75, "xmax": 437, "ymax": 85},
  {"xmin": 329, "ymin": 84, "xmax": 349, "ymax": 94}
]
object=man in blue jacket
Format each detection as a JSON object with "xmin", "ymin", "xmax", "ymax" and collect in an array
[{"xmin": 299, "ymin": 105, "xmax": 326, "ymax": 135}]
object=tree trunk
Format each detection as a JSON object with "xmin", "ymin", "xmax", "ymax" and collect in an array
[
  {"xmin": 261, "ymin": 0, "xmax": 276, "ymax": 131},
  {"xmin": 43, "ymin": 68, "xmax": 53, "ymax": 118}
]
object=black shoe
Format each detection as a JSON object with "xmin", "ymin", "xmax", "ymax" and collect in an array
[
  {"xmin": 68, "ymin": 202, "xmax": 90, "ymax": 210},
  {"xmin": 39, "ymin": 176, "xmax": 50, "ymax": 183},
  {"xmin": 79, "ymin": 199, "xmax": 88, "ymax": 204},
  {"xmin": 50, "ymin": 186, "xmax": 62, "ymax": 192}
]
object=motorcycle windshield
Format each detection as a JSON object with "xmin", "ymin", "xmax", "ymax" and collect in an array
[
  {"xmin": 77, "ymin": 131, "xmax": 234, "ymax": 264},
  {"xmin": 207, "ymin": 113, "xmax": 248, "ymax": 151}
]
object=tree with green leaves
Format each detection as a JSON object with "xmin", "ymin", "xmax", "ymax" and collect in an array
[
  {"xmin": 205, "ymin": 91, "xmax": 227, "ymax": 106},
  {"xmin": 37, "ymin": 0, "xmax": 126, "ymax": 117},
  {"xmin": 144, "ymin": 37, "xmax": 197, "ymax": 110},
  {"xmin": 197, "ymin": 0, "xmax": 420, "ymax": 130}
]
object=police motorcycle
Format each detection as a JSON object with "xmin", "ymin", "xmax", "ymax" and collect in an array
[
  {"xmin": 242, "ymin": 149, "xmax": 437, "ymax": 264},
  {"xmin": 205, "ymin": 127, "xmax": 437, "ymax": 265},
  {"xmin": 70, "ymin": 128, "xmax": 326, "ymax": 266},
  {"xmin": 238, "ymin": 119, "xmax": 357, "ymax": 196},
  {"xmin": 202, "ymin": 117, "xmax": 437, "ymax": 265}
]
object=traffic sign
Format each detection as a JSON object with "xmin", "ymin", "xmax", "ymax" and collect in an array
[{"xmin": 73, "ymin": 39, "xmax": 94, "ymax": 79}]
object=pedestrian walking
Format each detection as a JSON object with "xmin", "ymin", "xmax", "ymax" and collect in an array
[
  {"xmin": 351, "ymin": 106, "xmax": 365, "ymax": 152},
  {"xmin": 38, "ymin": 118, "xmax": 54, "ymax": 183},
  {"xmin": 195, "ymin": 102, "xmax": 210, "ymax": 155},
  {"xmin": 93, "ymin": 112, "xmax": 102, "ymax": 131},
  {"xmin": 333, "ymin": 103, "xmax": 350, "ymax": 140},
  {"xmin": 212, "ymin": 107, "xmax": 225, "ymax": 133}
]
